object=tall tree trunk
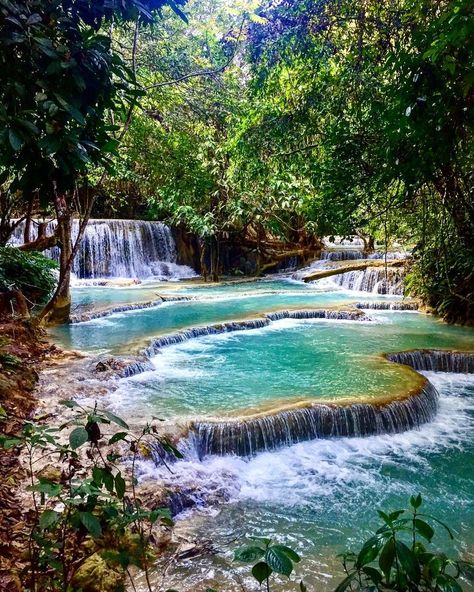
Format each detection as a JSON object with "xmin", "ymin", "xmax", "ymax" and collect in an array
[
  {"xmin": 199, "ymin": 239, "xmax": 208, "ymax": 281},
  {"xmin": 36, "ymin": 192, "xmax": 73, "ymax": 325},
  {"xmin": 23, "ymin": 194, "xmax": 34, "ymax": 243},
  {"xmin": 210, "ymin": 235, "xmax": 219, "ymax": 282}
]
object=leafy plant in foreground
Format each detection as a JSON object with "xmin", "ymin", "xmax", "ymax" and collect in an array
[
  {"xmin": 337, "ymin": 495, "xmax": 472, "ymax": 592},
  {"xmin": 234, "ymin": 536, "xmax": 305, "ymax": 591},
  {"xmin": 0, "ymin": 400, "xmax": 182, "ymax": 592}
]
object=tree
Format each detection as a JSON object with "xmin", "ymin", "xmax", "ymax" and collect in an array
[
  {"xmin": 0, "ymin": 0, "xmax": 187, "ymax": 323},
  {"xmin": 241, "ymin": 0, "xmax": 474, "ymax": 322}
]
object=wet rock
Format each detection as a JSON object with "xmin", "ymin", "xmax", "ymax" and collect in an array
[{"xmin": 71, "ymin": 553, "xmax": 125, "ymax": 592}]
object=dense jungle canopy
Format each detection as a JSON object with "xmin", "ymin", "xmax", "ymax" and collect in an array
[{"xmin": 0, "ymin": 0, "xmax": 473, "ymax": 323}]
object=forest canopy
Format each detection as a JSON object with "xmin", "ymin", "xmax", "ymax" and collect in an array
[{"xmin": 0, "ymin": 0, "xmax": 473, "ymax": 323}]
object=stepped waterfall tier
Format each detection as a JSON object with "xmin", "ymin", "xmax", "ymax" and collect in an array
[
  {"xmin": 331, "ymin": 266, "xmax": 405, "ymax": 295},
  {"xmin": 9, "ymin": 219, "xmax": 196, "ymax": 280},
  {"xmin": 47, "ymin": 275, "xmax": 474, "ymax": 592},
  {"xmin": 190, "ymin": 380, "xmax": 439, "ymax": 458}
]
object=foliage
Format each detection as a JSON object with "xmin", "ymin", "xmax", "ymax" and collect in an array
[
  {"xmin": 337, "ymin": 495, "xmax": 471, "ymax": 592},
  {"xmin": 0, "ymin": 0, "xmax": 187, "ymax": 202},
  {"xmin": 234, "ymin": 536, "xmax": 304, "ymax": 590},
  {"xmin": 0, "ymin": 246, "xmax": 57, "ymax": 305},
  {"xmin": 240, "ymin": 0, "xmax": 474, "ymax": 321},
  {"xmin": 0, "ymin": 400, "xmax": 182, "ymax": 591}
]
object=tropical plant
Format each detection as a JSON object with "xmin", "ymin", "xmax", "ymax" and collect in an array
[
  {"xmin": 337, "ymin": 495, "xmax": 473, "ymax": 592},
  {"xmin": 0, "ymin": 0, "xmax": 187, "ymax": 323},
  {"xmin": 0, "ymin": 246, "xmax": 57, "ymax": 309},
  {"xmin": 0, "ymin": 400, "xmax": 182, "ymax": 591},
  {"xmin": 234, "ymin": 536, "xmax": 304, "ymax": 591}
]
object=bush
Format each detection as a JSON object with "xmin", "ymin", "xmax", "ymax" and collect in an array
[{"xmin": 0, "ymin": 246, "xmax": 57, "ymax": 307}]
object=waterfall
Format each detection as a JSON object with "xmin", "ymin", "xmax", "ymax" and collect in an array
[
  {"xmin": 332, "ymin": 267, "xmax": 405, "ymax": 295},
  {"xmin": 265, "ymin": 309, "xmax": 368, "ymax": 321},
  {"xmin": 190, "ymin": 381, "xmax": 439, "ymax": 458},
  {"xmin": 320, "ymin": 250, "xmax": 407, "ymax": 262},
  {"xmin": 70, "ymin": 295, "xmax": 194, "ymax": 323},
  {"xmin": 9, "ymin": 219, "xmax": 197, "ymax": 280},
  {"xmin": 355, "ymin": 301, "xmax": 418, "ymax": 311},
  {"xmin": 143, "ymin": 319, "xmax": 271, "ymax": 358},
  {"xmin": 387, "ymin": 351, "xmax": 474, "ymax": 373},
  {"xmin": 116, "ymin": 309, "xmax": 369, "ymax": 378}
]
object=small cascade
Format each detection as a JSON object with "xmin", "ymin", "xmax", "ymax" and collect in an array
[
  {"xmin": 143, "ymin": 319, "xmax": 271, "ymax": 357},
  {"xmin": 320, "ymin": 251, "xmax": 407, "ymax": 262},
  {"xmin": 116, "ymin": 309, "xmax": 368, "ymax": 379},
  {"xmin": 70, "ymin": 295, "xmax": 194, "ymax": 324},
  {"xmin": 387, "ymin": 351, "xmax": 474, "ymax": 373},
  {"xmin": 265, "ymin": 309, "xmax": 367, "ymax": 321},
  {"xmin": 118, "ymin": 360, "xmax": 155, "ymax": 378},
  {"xmin": 191, "ymin": 381, "xmax": 439, "ymax": 458},
  {"xmin": 355, "ymin": 301, "xmax": 418, "ymax": 311},
  {"xmin": 9, "ymin": 219, "xmax": 196, "ymax": 280},
  {"xmin": 332, "ymin": 267, "xmax": 405, "ymax": 295}
]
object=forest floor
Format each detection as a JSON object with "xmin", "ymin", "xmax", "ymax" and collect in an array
[{"xmin": 0, "ymin": 320, "xmax": 61, "ymax": 591}]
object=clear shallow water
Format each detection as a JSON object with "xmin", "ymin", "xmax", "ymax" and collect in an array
[
  {"xmin": 136, "ymin": 373, "xmax": 474, "ymax": 592},
  {"xmin": 56, "ymin": 281, "xmax": 379, "ymax": 353},
  {"xmin": 109, "ymin": 311, "xmax": 473, "ymax": 418},
  {"xmin": 57, "ymin": 279, "xmax": 474, "ymax": 591}
]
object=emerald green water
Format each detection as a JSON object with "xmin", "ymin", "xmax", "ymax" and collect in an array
[
  {"xmin": 58, "ymin": 279, "xmax": 474, "ymax": 591},
  {"xmin": 110, "ymin": 311, "xmax": 473, "ymax": 418}
]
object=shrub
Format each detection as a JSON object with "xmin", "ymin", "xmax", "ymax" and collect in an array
[{"xmin": 0, "ymin": 246, "xmax": 57, "ymax": 307}]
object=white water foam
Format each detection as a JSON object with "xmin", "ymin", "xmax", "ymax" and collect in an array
[{"xmin": 135, "ymin": 372, "xmax": 474, "ymax": 513}]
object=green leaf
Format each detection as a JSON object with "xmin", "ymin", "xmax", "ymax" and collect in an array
[
  {"xmin": 115, "ymin": 473, "xmax": 126, "ymax": 499},
  {"xmin": 59, "ymin": 399, "xmax": 79, "ymax": 408},
  {"xmin": 379, "ymin": 537, "xmax": 395, "ymax": 580},
  {"xmin": 356, "ymin": 536, "xmax": 383, "ymax": 568},
  {"xmin": 265, "ymin": 546, "xmax": 294, "ymax": 576},
  {"xmin": 252, "ymin": 561, "xmax": 272, "ymax": 584},
  {"xmin": 436, "ymin": 573, "xmax": 463, "ymax": 592},
  {"xmin": 103, "ymin": 469, "xmax": 114, "ymax": 493},
  {"xmin": 362, "ymin": 566, "xmax": 383, "ymax": 584},
  {"xmin": 39, "ymin": 509, "xmax": 60, "ymax": 530},
  {"xmin": 79, "ymin": 512, "xmax": 102, "ymax": 538},
  {"xmin": 103, "ymin": 411, "xmax": 129, "ymax": 430},
  {"xmin": 410, "ymin": 494, "xmax": 422, "ymax": 509},
  {"xmin": 234, "ymin": 545, "xmax": 265, "ymax": 563},
  {"xmin": 272, "ymin": 544, "xmax": 301, "ymax": 563},
  {"xmin": 69, "ymin": 427, "xmax": 89, "ymax": 449},
  {"xmin": 108, "ymin": 431, "xmax": 128, "ymax": 445},
  {"xmin": 414, "ymin": 518, "xmax": 434, "ymax": 541},
  {"xmin": 8, "ymin": 129, "xmax": 23, "ymax": 151},
  {"xmin": 395, "ymin": 540, "xmax": 420, "ymax": 583}
]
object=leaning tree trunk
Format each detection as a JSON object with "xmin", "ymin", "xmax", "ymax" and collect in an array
[{"xmin": 36, "ymin": 192, "xmax": 73, "ymax": 325}]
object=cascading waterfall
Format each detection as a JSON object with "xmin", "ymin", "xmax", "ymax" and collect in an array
[
  {"xmin": 70, "ymin": 295, "xmax": 194, "ymax": 323},
  {"xmin": 387, "ymin": 350, "xmax": 474, "ymax": 373},
  {"xmin": 355, "ymin": 301, "xmax": 418, "ymax": 311},
  {"xmin": 143, "ymin": 319, "xmax": 271, "ymax": 357},
  {"xmin": 332, "ymin": 266, "xmax": 405, "ymax": 295},
  {"xmin": 320, "ymin": 250, "xmax": 407, "ymax": 261},
  {"xmin": 265, "ymin": 309, "xmax": 367, "ymax": 321},
  {"xmin": 191, "ymin": 380, "xmax": 439, "ymax": 458},
  {"xmin": 115, "ymin": 309, "xmax": 371, "ymax": 377},
  {"xmin": 9, "ymin": 219, "xmax": 196, "ymax": 280}
]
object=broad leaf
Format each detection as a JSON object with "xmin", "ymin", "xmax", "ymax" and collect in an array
[
  {"xmin": 69, "ymin": 427, "xmax": 89, "ymax": 449},
  {"xmin": 252, "ymin": 561, "xmax": 272, "ymax": 584},
  {"xmin": 79, "ymin": 512, "xmax": 102, "ymax": 538},
  {"xmin": 265, "ymin": 546, "xmax": 293, "ymax": 576},
  {"xmin": 234, "ymin": 545, "xmax": 265, "ymax": 563}
]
